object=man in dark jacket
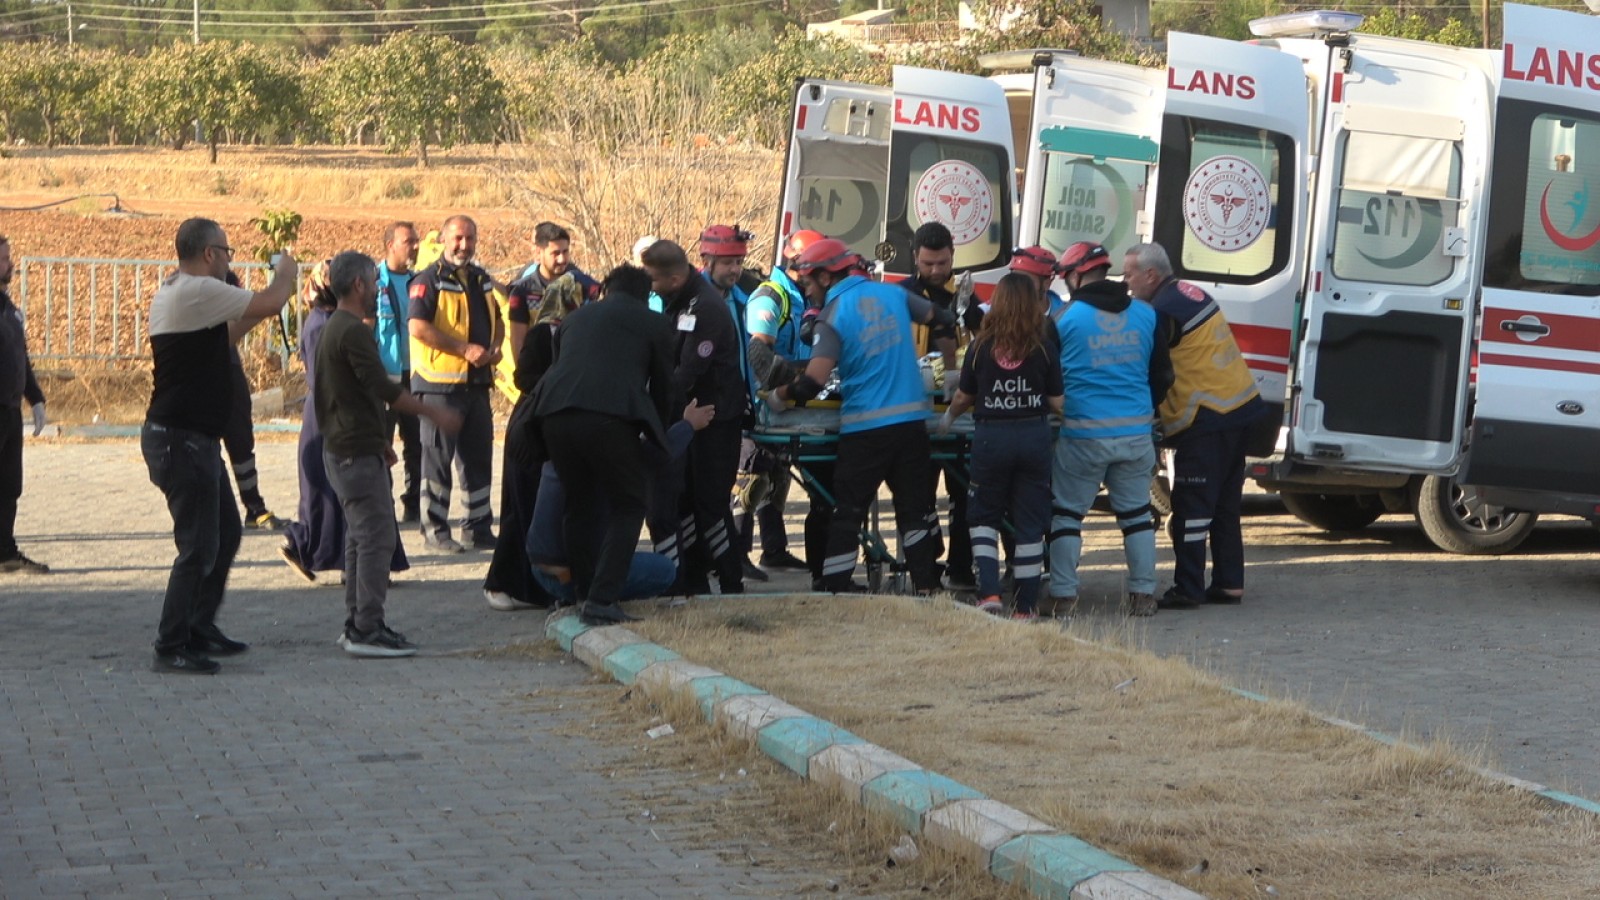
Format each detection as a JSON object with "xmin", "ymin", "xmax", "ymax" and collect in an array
[
  {"xmin": 531, "ymin": 264, "xmax": 676, "ymax": 626},
  {"xmin": 642, "ymin": 239, "xmax": 746, "ymax": 596},
  {"xmin": 0, "ymin": 234, "xmax": 47, "ymax": 574}
]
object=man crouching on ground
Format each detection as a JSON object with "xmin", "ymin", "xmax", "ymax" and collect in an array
[{"xmin": 318, "ymin": 251, "xmax": 462, "ymax": 657}]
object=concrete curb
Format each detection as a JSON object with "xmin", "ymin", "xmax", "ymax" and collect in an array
[{"xmin": 546, "ymin": 614, "xmax": 1206, "ymax": 900}]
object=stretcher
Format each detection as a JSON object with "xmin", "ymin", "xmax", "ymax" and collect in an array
[{"xmin": 749, "ymin": 398, "xmax": 974, "ymax": 594}]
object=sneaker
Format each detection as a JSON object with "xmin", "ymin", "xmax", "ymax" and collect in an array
[
  {"xmin": 742, "ymin": 559, "xmax": 769, "ymax": 583},
  {"xmin": 1157, "ymin": 587, "xmax": 1200, "ymax": 611},
  {"xmin": 759, "ymin": 550, "xmax": 807, "ymax": 570},
  {"xmin": 424, "ymin": 535, "xmax": 465, "ymax": 554},
  {"xmin": 1041, "ymin": 595, "xmax": 1077, "ymax": 619},
  {"xmin": 976, "ymin": 596, "xmax": 1003, "ymax": 615},
  {"xmin": 278, "ymin": 543, "xmax": 316, "ymax": 583},
  {"xmin": 1128, "ymin": 592, "xmax": 1158, "ymax": 617},
  {"xmin": 1010, "ymin": 610, "xmax": 1040, "ymax": 623},
  {"xmin": 1205, "ymin": 586, "xmax": 1244, "ymax": 605},
  {"xmin": 0, "ymin": 553, "xmax": 49, "ymax": 574},
  {"xmin": 152, "ymin": 647, "xmax": 220, "ymax": 674},
  {"xmin": 945, "ymin": 571, "xmax": 978, "ymax": 592},
  {"xmin": 247, "ymin": 511, "xmax": 286, "ymax": 531},
  {"xmin": 188, "ymin": 624, "xmax": 248, "ymax": 656},
  {"xmin": 343, "ymin": 624, "xmax": 417, "ymax": 658},
  {"xmin": 468, "ymin": 530, "xmax": 497, "ymax": 551},
  {"xmin": 484, "ymin": 588, "xmax": 537, "ymax": 611}
]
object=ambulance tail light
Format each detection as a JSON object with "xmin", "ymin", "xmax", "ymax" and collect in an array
[{"xmin": 1248, "ymin": 11, "xmax": 1365, "ymax": 39}]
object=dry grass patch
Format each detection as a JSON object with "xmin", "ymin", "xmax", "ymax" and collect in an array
[{"xmin": 625, "ymin": 596, "xmax": 1600, "ymax": 898}]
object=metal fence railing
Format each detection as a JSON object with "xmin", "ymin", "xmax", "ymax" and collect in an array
[{"xmin": 16, "ymin": 257, "xmax": 304, "ymax": 369}]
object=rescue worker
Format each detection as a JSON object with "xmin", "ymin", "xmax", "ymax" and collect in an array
[
  {"xmin": 373, "ymin": 221, "xmax": 422, "ymax": 523},
  {"xmin": 408, "ymin": 215, "xmax": 503, "ymax": 553},
  {"xmin": 508, "ymin": 222, "xmax": 598, "ymax": 360},
  {"xmin": 642, "ymin": 239, "xmax": 746, "ymax": 596},
  {"xmin": 1123, "ymin": 242, "xmax": 1265, "ymax": 610},
  {"xmin": 1009, "ymin": 245, "xmax": 1064, "ymax": 309},
  {"xmin": 900, "ymin": 222, "xmax": 969, "ymax": 590},
  {"xmin": 767, "ymin": 238, "xmax": 955, "ymax": 594},
  {"xmin": 1047, "ymin": 241, "xmax": 1173, "ymax": 618}
]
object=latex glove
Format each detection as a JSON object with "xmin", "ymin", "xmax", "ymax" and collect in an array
[
  {"xmin": 942, "ymin": 370, "xmax": 960, "ymax": 403},
  {"xmin": 762, "ymin": 389, "xmax": 791, "ymax": 415},
  {"xmin": 936, "ymin": 409, "xmax": 954, "ymax": 437},
  {"xmin": 953, "ymin": 271, "xmax": 975, "ymax": 321},
  {"xmin": 30, "ymin": 402, "xmax": 45, "ymax": 437}
]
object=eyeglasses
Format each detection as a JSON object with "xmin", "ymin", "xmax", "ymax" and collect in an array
[{"xmin": 209, "ymin": 244, "xmax": 234, "ymax": 258}]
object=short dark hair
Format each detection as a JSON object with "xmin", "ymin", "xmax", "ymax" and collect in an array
[
  {"xmin": 912, "ymin": 222, "xmax": 954, "ymax": 254},
  {"xmin": 175, "ymin": 217, "xmax": 223, "ymax": 262},
  {"xmin": 383, "ymin": 221, "xmax": 415, "ymax": 246},
  {"xmin": 328, "ymin": 250, "xmax": 376, "ymax": 301},
  {"xmin": 640, "ymin": 240, "xmax": 690, "ymax": 276},
  {"xmin": 534, "ymin": 221, "xmax": 570, "ymax": 247},
  {"xmin": 601, "ymin": 263, "xmax": 653, "ymax": 301}
]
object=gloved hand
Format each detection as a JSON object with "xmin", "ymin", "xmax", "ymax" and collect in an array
[
  {"xmin": 942, "ymin": 369, "xmax": 960, "ymax": 403},
  {"xmin": 762, "ymin": 389, "xmax": 791, "ymax": 415},
  {"xmin": 936, "ymin": 409, "xmax": 954, "ymax": 437},
  {"xmin": 30, "ymin": 402, "xmax": 45, "ymax": 437},
  {"xmin": 798, "ymin": 307, "xmax": 821, "ymax": 345}
]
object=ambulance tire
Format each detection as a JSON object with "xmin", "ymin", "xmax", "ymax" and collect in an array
[
  {"xmin": 1411, "ymin": 474, "xmax": 1538, "ymax": 555},
  {"xmin": 1279, "ymin": 491, "xmax": 1384, "ymax": 532},
  {"xmin": 1150, "ymin": 448, "xmax": 1174, "ymax": 517}
]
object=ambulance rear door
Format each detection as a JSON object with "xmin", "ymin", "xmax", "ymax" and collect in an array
[
  {"xmin": 881, "ymin": 66, "xmax": 1016, "ymax": 280},
  {"xmin": 1462, "ymin": 4, "xmax": 1600, "ymax": 501},
  {"xmin": 1152, "ymin": 32, "xmax": 1311, "ymax": 424},
  {"xmin": 1288, "ymin": 38, "xmax": 1496, "ymax": 473},
  {"xmin": 775, "ymin": 79, "xmax": 891, "ymax": 269},
  {"xmin": 1016, "ymin": 53, "xmax": 1162, "ymax": 279}
]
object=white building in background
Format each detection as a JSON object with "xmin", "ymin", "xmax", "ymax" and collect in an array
[{"xmin": 808, "ymin": 1, "xmax": 1152, "ymax": 49}]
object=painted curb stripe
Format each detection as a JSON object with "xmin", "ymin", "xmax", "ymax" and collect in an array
[
  {"xmin": 602, "ymin": 643, "xmax": 680, "ymax": 684},
  {"xmin": 757, "ymin": 716, "xmax": 864, "ymax": 776},
  {"xmin": 992, "ymin": 833, "xmax": 1142, "ymax": 899},
  {"xmin": 546, "ymin": 614, "xmax": 591, "ymax": 651},
  {"xmin": 862, "ymin": 769, "xmax": 985, "ymax": 834},
  {"xmin": 687, "ymin": 675, "xmax": 767, "ymax": 720}
]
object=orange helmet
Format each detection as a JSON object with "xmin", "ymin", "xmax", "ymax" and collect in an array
[
  {"xmin": 792, "ymin": 238, "xmax": 860, "ymax": 274},
  {"xmin": 1058, "ymin": 241, "xmax": 1111, "ymax": 275},
  {"xmin": 699, "ymin": 224, "xmax": 751, "ymax": 258},
  {"xmin": 1009, "ymin": 246, "xmax": 1057, "ymax": 278},
  {"xmin": 782, "ymin": 229, "xmax": 826, "ymax": 262}
]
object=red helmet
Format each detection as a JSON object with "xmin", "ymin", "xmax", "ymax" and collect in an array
[
  {"xmin": 1058, "ymin": 241, "xmax": 1111, "ymax": 275},
  {"xmin": 699, "ymin": 224, "xmax": 751, "ymax": 258},
  {"xmin": 1009, "ymin": 245, "xmax": 1057, "ymax": 278},
  {"xmin": 782, "ymin": 229, "xmax": 826, "ymax": 262},
  {"xmin": 792, "ymin": 238, "xmax": 859, "ymax": 275}
]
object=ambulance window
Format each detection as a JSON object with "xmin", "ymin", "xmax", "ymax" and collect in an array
[
  {"xmin": 822, "ymin": 97, "xmax": 890, "ymax": 141},
  {"xmin": 1331, "ymin": 132, "xmax": 1461, "ymax": 286},
  {"xmin": 1034, "ymin": 154, "xmax": 1149, "ymax": 275},
  {"xmin": 791, "ymin": 136, "xmax": 889, "ymax": 260},
  {"xmin": 1154, "ymin": 118, "xmax": 1294, "ymax": 285},
  {"xmin": 1484, "ymin": 104, "xmax": 1600, "ymax": 293},
  {"xmin": 883, "ymin": 134, "xmax": 1013, "ymax": 274}
]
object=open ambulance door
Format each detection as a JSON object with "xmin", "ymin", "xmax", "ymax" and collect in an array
[
  {"xmin": 1014, "ymin": 53, "xmax": 1162, "ymax": 283},
  {"xmin": 881, "ymin": 66, "xmax": 1015, "ymax": 284},
  {"xmin": 774, "ymin": 79, "xmax": 891, "ymax": 270},
  {"xmin": 1461, "ymin": 4, "xmax": 1600, "ymax": 510},
  {"xmin": 1151, "ymin": 33, "xmax": 1311, "ymax": 437},
  {"xmin": 1286, "ymin": 39, "xmax": 1496, "ymax": 473}
]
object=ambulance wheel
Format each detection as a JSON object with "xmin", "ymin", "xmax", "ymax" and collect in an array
[
  {"xmin": 1150, "ymin": 448, "xmax": 1174, "ymax": 517},
  {"xmin": 1412, "ymin": 474, "xmax": 1538, "ymax": 555},
  {"xmin": 1279, "ymin": 491, "xmax": 1384, "ymax": 532}
]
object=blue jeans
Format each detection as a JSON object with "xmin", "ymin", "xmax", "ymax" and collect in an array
[
  {"xmin": 1048, "ymin": 433, "xmax": 1157, "ymax": 599},
  {"xmin": 532, "ymin": 552, "xmax": 677, "ymax": 606},
  {"xmin": 142, "ymin": 422, "xmax": 241, "ymax": 653}
]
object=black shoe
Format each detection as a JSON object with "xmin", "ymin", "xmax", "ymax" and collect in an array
[
  {"xmin": 742, "ymin": 559, "xmax": 769, "ymax": 583},
  {"xmin": 152, "ymin": 648, "xmax": 220, "ymax": 675},
  {"xmin": 188, "ymin": 624, "xmax": 249, "ymax": 656},
  {"xmin": 1157, "ymin": 587, "xmax": 1201, "ymax": 610},
  {"xmin": 1205, "ymin": 586, "xmax": 1244, "ymax": 605},
  {"xmin": 759, "ymin": 550, "xmax": 807, "ymax": 570},
  {"xmin": 469, "ymin": 530, "xmax": 497, "ymax": 551},
  {"xmin": 400, "ymin": 503, "xmax": 420, "ymax": 524},
  {"xmin": 944, "ymin": 570, "xmax": 977, "ymax": 592},
  {"xmin": 580, "ymin": 602, "xmax": 640, "ymax": 625}
]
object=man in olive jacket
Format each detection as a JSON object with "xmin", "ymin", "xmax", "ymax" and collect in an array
[{"xmin": 531, "ymin": 264, "xmax": 675, "ymax": 626}]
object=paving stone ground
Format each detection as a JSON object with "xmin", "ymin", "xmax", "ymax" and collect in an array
[{"xmin": 0, "ymin": 438, "xmax": 822, "ymax": 898}]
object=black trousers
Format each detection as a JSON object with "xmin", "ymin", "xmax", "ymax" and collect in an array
[
  {"xmin": 384, "ymin": 370, "xmax": 421, "ymax": 513},
  {"xmin": 542, "ymin": 410, "xmax": 651, "ymax": 607},
  {"xmin": 419, "ymin": 387, "xmax": 494, "ymax": 541},
  {"xmin": 1168, "ymin": 424, "xmax": 1251, "ymax": 600},
  {"xmin": 822, "ymin": 421, "xmax": 940, "ymax": 591},
  {"xmin": 0, "ymin": 407, "xmax": 21, "ymax": 560},
  {"xmin": 681, "ymin": 420, "xmax": 744, "ymax": 593},
  {"xmin": 930, "ymin": 459, "xmax": 969, "ymax": 579},
  {"xmin": 141, "ymin": 423, "xmax": 242, "ymax": 654},
  {"xmin": 223, "ymin": 361, "xmax": 268, "ymax": 517},
  {"xmin": 802, "ymin": 460, "xmax": 835, "ymax": 584}
]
